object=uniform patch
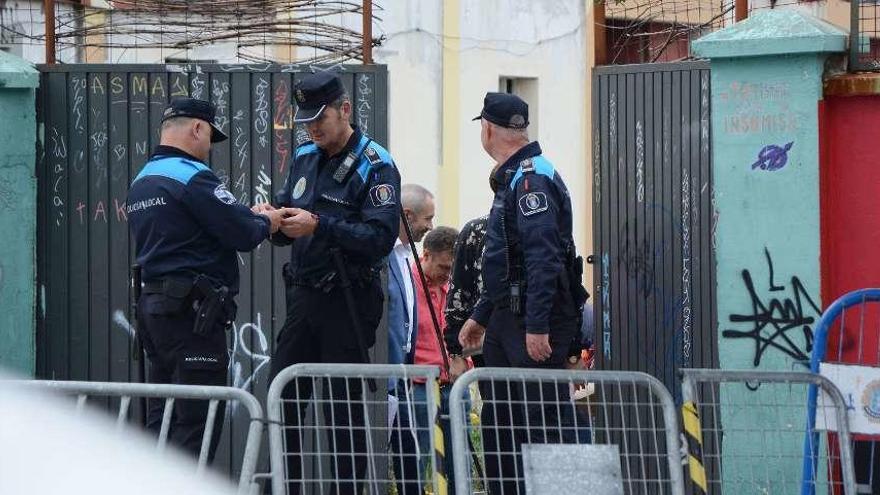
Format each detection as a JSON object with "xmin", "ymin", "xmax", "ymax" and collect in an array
[
  {"xmin": 213, "ymin": 184, "xmax": 237, "ymax": 205},
  {"xmin": 292, "ymin": 177, "xmax": 307, "ymax": 200},
  {"xmin": 519, "ymin": 192, "xmax": 548, "ymax": 217},
  {"xmin": 364, "ymin": 147, "xmax": 383, "ymax": 166},
  {"xmin": 369, "ymin": 183, "xmax": 396, "ymax": 207}
]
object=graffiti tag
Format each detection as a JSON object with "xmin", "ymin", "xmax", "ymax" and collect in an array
[{"xmin": 722, "ymin": 248, "xmax": 819, "ymax": 369}]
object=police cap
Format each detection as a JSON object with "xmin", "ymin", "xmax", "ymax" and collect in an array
[
  {"xmin": 472, "ymin": 92, "xmax": 529, "ymax": 129},
  {"xmin": 161, "ymin": 98, "xmax": 228, "ymax": 143},
  {"xmin": 293, "ymin": 71, "xmax": 346, "ymax": 123}
]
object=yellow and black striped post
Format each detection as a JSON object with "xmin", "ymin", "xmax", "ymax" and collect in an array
[
  {"xmin": 432, "ymin": 380, "xmax": 448, "ymax": 495},
  {"xmin": 682, "ymin": 400, "xmax": 707, "ymax": 494}
]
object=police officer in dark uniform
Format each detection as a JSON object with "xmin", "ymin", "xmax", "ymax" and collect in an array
[
  {"xmin": 127, "ymin": 98, "xmax": 288, "ymax": 461},
  {"xmin": 459, "ymin": 92, "xmax": 589, "ymax": 494},
  {"xmin": 256, "ymin": 72, "xmax": 401, "ymax": 494}
]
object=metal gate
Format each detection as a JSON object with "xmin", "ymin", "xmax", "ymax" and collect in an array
[
  {"xmin": 592, "ymin": 61, "xmax": 717, "ymax": 398},
  {"xmin": 34, "ymin": 63, "xmax": 388, "ymax": 479}
]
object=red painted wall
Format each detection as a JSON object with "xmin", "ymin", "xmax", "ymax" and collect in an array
[{"xmin": 821, "ymin": 95, "xmax": 880, "ymax": 366}]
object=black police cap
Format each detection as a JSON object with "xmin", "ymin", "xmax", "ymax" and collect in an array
[
  {"xmin": 161, "ymin": 98, "xmax": 228, "ymax": 143},
  {"xmin": 293, "ymin": 71, "xmax": 345, "ymax": 123},
  {"xmin": 472, "ymin": 92, "xmax": 529, "ymax": 129}
]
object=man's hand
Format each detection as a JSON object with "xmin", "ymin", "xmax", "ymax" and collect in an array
[
  {"xmin": 259, "ymin": 208, "xmax": 293, "ymax": 234},
  {"xmin": 449, "ymin": 355, "xmax": 469, "ymax": 383},
  {"xmin": 280, "ymin": 208, "xmax": 318, "ymax": 238},
  {"xmin": 458, "ymin": 318, "xmax": 486, "ymax": 351},
  {"xmin": 526, "ymin": 332, "xmax": 552, "ymax": 362},
  {"xmin": 251, "ymin": 202, "xmax": 275, "ymax": 214}
]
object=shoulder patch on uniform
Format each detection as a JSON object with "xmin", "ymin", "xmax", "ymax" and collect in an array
[
  {"xmin": 509, "ymin": 156, "xmax": 556, "ymax": 191},
  {"xmin": 358, "ymin": 142, "xmax": 394, "ymax": 181},
  {"xmin": 213, "ymin": 183, "xmax": 237, "ymax": 205},
  {"xmin": 369, "ymin": 183, "xmax": 396, "ymax": 207},
  {"xmin": 364, "ymin": 147, "xmax": 383, "ymax": 166},
  {"xmin": 519, "ymin": 191, "xmax": 548, "ymax": 217}
]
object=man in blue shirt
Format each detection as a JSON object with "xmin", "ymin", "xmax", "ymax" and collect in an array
[
  {"xmin": 127, "ymin": 98, "xmax": 287, "ymax": 462},
  {"xmin": 459, "ymin": 92, "xmax": 589, "ymax": 494}
]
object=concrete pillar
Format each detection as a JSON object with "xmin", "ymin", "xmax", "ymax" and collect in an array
[
  {"xmin": 0, "ymin": 51, "xmax": 38, "ymax": 376},
  {"xmin": 692, "ymin": 10, "xmax": 845, "ymax": 491}
]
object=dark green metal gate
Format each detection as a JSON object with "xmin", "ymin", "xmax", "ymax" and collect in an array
[
  {"xmin": 592, "ymin": 61, "xmax": 718, "ymax": 397},
  {"xmin": 35, "ymin": 63, "xmax": 388, "ymax": 478}
]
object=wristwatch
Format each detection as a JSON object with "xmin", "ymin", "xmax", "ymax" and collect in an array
[{"xmin": 568, "ymin": 355, "xmax": 580, "ymax": 365}]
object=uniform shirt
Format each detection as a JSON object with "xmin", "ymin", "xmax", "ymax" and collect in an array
[
  {"xmin": 392, "ymin": 239, "xmax": 416, "ymax": 353},
  {"xmin": 271, "ymin": 128, "xmax": 401, "ymax": 280},
  {"xmin": 127, "ymin": 145, "xmax": 270, "ymax": 293},
  {"xmin": 443, "ymin": 215, "xmax": 488, "ymax": 355},
  {"xmin": 471, "ymin": 141, "xmax": 575, "ymax": 334},
  {"xmin": 412, "ymin": 268, "xmax": 448, "ymax": 379}
]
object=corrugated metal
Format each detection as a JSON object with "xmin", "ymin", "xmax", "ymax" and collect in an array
[
  {"xmin": 592, "ymin": 61, "xmax": 718, "ymax": 398},
  {"xmin": 35, "ymin": 63, "xmax": 389, "ymax": 477}
]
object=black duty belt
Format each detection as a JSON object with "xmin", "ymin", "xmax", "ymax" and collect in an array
[
  {"xmin": 141, "ymin": 276, "xmax": 234, "ymax": 336},
  {"xmin": 285, "ymin": 265, "xmax": 380, "ymax": 293}
]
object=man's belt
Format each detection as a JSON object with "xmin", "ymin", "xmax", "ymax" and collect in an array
[
  {"xmin": 141, "ymin": 275, "xmax": 234, "ymax": 336},
  {"xmin": 285, "ymin": 264, "xmax": 380, "ymax": 292}
]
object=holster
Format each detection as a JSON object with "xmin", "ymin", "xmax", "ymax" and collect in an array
[
  {"xmin": 192, "ymin": 275, "xmax": 234, "ymax": 337},
  {"xmin": 567, "ymin": 253, "xmax": 590, "ymax": 308}
]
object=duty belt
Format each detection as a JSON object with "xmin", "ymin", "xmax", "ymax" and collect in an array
[
  {"xmin": 141, "ymin": 275, "xmax": 234, "ymax": 336},
  {"xmin": 285, "ymin": 264, "xmax": 380, "ymax": 293}
]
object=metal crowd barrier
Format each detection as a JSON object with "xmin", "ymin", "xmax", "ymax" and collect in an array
[
  {"xmin": 806, "ymin": 288, "xmax": 880, "ymax": 494},
  {"xmin": 6, "ymin": 380, "xmax": 264, "ymax": 494},
  {"xmin": 266, "ymin": 363, "xmax": 442, "ymax": 495},
  {"xmin": 448, "ymin": 367, "xmax": 685, "ymax": 495},
  {"xmin": 680, "ymin": 369, "xmax": 856, "ymax": 495}
]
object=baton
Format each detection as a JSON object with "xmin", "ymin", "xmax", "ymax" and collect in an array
[
  {"xmin": 329, "ymin": 248, "xmax": 377, "ymax": 393},
  {"xmin": 130, "ymin": 264, "xmax": 147, "ymax": 426},
  {"xmin": 398, "ymin": 207, "xmax": 450, "ymax": 376}
]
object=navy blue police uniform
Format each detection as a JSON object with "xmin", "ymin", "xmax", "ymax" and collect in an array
[
  {"xmin": 268, "ymin": 72, "xmax": 401, "ymax": 495},
  {"xmin": 469, "ymin": 93, "xmax": 589, "ymax": 494},
  {"xmin": 127, "ymin": 98, "xmax": 271, "ymax": 462}
]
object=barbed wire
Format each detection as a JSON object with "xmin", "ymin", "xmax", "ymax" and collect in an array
[
  {"xmin": 600, "ymin": 0, "xmax": 823, "ymax": 64},
  {"xmin": 0, "ymin": 0, "xmax": 383, "ymax": 64}
]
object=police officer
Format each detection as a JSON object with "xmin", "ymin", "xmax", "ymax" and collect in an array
[
  {"xmin": 256, "ymin": 72, "xmax": 401, "ymax": 495},
  {"xmin": 127, "ymin": 98, "xmax": 288, "ymax": 461},
  {"xmin": 459, "ymin": 92, "xmax": 589, "ymax": 494}
]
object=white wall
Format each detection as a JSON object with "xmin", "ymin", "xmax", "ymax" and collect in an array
[
  {"xmin": 372, "ymin": 1, "xmax": 444, "ymax": 199},
  {"xmin": 374, "ymin": 0, "xmax": 590, "ymax": 256}
]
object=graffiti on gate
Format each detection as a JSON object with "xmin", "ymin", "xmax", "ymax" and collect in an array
[
  {"xmin": 229, "ymin": 313, "xmax": 272, "ymax": 393},
  {"xmin": 722, "ymin": 248, "xmax": 819, "ymax": 369}
]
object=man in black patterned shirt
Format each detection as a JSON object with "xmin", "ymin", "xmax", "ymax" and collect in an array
[{"xmin": 444, "ymin": 214, "xmax": 488, "ymax": 379}]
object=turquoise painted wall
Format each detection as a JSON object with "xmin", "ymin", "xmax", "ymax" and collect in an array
[
  {"xmin": 712, "ymin": 53, "xmax": 825, "ymax": 372},
  {"xmin": 693, "ymin": 10, "xmax": 846, "ymax": 493},
  {"xmin": 0, "ymin": 52, "xmax": 38, "ymax": 376}
]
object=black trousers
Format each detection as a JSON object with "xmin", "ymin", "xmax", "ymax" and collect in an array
[
  {"xmin": 480, "ymin": 304, "xmax": 579, "ymax": 495},
  {"xmin": 270, "ymin": 280, "xmax": 383, "ymax": 495},
  {"xmin": 137, "ymin": 292, "xmax": 229, "ymax": 463}
]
